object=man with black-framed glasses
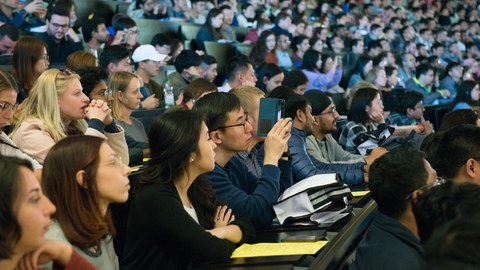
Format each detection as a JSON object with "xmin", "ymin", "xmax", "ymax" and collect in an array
[
  {"xmin": 38, "ymin": 3, "xmax": 82, "ymax": 63},
  {"xmin": 193, "ymin": 92, "xmax": 292, "ymax": 228},
  {"xmin": 351, "ymin": 148, "xmax": 437, "ymax": 270}
]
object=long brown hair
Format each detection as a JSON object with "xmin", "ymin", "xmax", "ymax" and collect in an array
[
  {"xmin": 42, "ymin": 135, "xmax": 115, "ymax": 249},
  {"xmin": 12, "ymin": 36, "xmax": 47, "ymax": 92}
]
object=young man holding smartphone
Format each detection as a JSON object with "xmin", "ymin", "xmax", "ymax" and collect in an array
[{"xmin": 193, "ymin": 92, "xmax": 292, "ymax": 228}]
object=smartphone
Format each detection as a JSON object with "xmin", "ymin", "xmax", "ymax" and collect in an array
[{"xmin": 257, "ymin": 98, "xmax": 285, "ymax": 137}]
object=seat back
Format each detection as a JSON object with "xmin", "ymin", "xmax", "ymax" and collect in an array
[{"xmin": 133, "ymin": 19, "xmax": 182, "ymax": 44}]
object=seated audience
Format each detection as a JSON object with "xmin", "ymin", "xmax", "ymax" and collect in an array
[
  {"xmin": 290, "ymin": 35, "xmax": 310, "ymax": 67},
  {"xmin": 66, "ymin": 51, "xmax": 97, "ymax": 72},
  {"xmin": 255, "ymin": 63, "xmax": 284, "ymax": 95},
  {"xmin": 430, "ymin": 124, "xmax": 480, "ymax": 185},
  {"xmin": 440, "ymin": 62, "xmax": 463, "ymax": 99},
  {"xmin": 128, "ymin": 0, "xmax": 167, "ymax": 20},
  {"xmin": 439, "ymin": 109, "xmax": 480, "ymax": 131},
  {"xmin": 0, "ymin": 23, "xmax": 19, "ymax": 61},
  {"xmin": 451, "ymin": 80, "xmax": 479, "ymax": 111},
  {"xmin": 0, "ymin": 70, "xmax": 42, "ymax": 175},
  {"xmin": 193, "ymin": 92, "xmax": 291, "ymax": 228},
  {"xmin": 11, "ymin": 69, "xmax": 128, "ymax": 164},
  {"xmin": 405, "ymin": 63, "xmax": 450, "ymax": 105},
  {"xmin": 108, "ymin": 16, "xmax": 139, "ymax": 52},
  {"xmin": 0, "ymin": 155, "xmax": 96, "ymax": 270},
  {"xmin": 197, "ymin": 8, "xmax": 226, "ymax": 50},
  {"xmin": 122, "ymin": 110, "xmax": 254, "ymax": 269},
  {"xmin": 132, "ymin": 44, "xmax": 165, "ymax": 109},
  {"xmin": 110, "ymin": 71, "xmax": 150, "ymax": 165},
  {"xmin": 168, "ymin": 50, "xmax": 202, "ymax": 100},
  {"xmin": 249, "ymin": 30, "xmax": 278, "ymax": 68},
  {"xmin": 99, "ymin": 45, "xmax": 132, "ymax": 74},
  {"xmin": 413, "ymin": 181, "xmax": 480, "ymax": 243},
  {"xmin": 351, "ymin": 148, "xmax": 437, "ymax": 270},
  {"xmin": 42, "ymin": 135, "xmax": 130, "ymax": 269},
  {"xmin": 347, "ymin": 55, "xmax": 373, "ymax": 89},
  {"xmin": 424, "ymin": 216, "xmax": 480, "ymax": 269},
  {"xmin": 282, "ymin": 69, "xmax": 308, "ymax": 95},
  {"xmin": 387, "ymin": 91, "xmax": 434, "ymax": 134},
  {"xmin": 275, "ymin": 33, "xmax": 293, "ymax": 69},
  {"xmin": 304, "ymin": 90, "xmax": 365, "ymax": 164},
  {"xmin": 271, "ymin": 90, "xmax": 380, "ymax": 185},
  {"xmin": 218, "ymin": 56, "xmax": 257, "ymax": 92},
  {"xmin": 82, "ymin": 17, "xmax": 110, "ymax": 57},
  {"xmin": 172, "ymin": 78, "xmax": 216, "ymax": 111},
  {"xmin": 199, "ymin": 54, "xmax": 218, "ymax": 83},
  {"xmin": 301, "ymin": 50, "xmax": 342, "ymax": 93},
  {"xmin": 0, "ymin": 0, "xmax": 45, "ymax": 30},
  {"xmin": 339, "ymin": 87, "xmax": 388, "ymax": 154},
  {"xmin": 12, "ymin": 36, "xmax": 48, "ymax": 103},
  {"xmin": 38, "ymin": 4, "xmax": 82, "ymax": 64}
]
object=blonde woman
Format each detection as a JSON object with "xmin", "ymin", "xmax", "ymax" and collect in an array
[
  {"xmin": 110, "ymin": 71, "xmax": 149, "ymax": 165},
  {"xmin": 11, "ymin": 69, "xmax": 128, "ymax": 164}
]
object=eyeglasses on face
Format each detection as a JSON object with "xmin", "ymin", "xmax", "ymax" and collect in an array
[
  {"xmin": 51, "ymin": 23, "xmax": 70, "ymax": 29},
  {"xmin": 40, "ymin": 54, "xmax": 49, "ymax": 61},
  {"xmin": 405, "ymin": 177, "xmax": 446, "ymax": 200},
  {"xmin": 315, "ymin": 106, "xmax": 336, "ymax": 116},
  {"xmin": 0, "ymin": 102, "xmax": 18, "ymax": 112},
  {"xmin": 213, "ymin": 112, "xmax": 249, "ymax": 131},
  {"xmin": 100, "ymin": 88, "xmax": 113, "ymax": 97}
]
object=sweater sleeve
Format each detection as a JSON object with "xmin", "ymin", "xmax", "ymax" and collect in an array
[
  {"xmin": 205, "ymin": 159, "xmax": 281, "ymax": 228},
  {"xmin": 289, "ymin": 132, "xmax": 365, "ymax": 186},
  {"xmin": 54, "ymin": 250, "xmax": 98, "ymax": 270}
]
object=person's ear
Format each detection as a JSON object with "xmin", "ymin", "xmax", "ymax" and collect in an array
[
  {"xmin": 465, "ymin": 158, "xmax": 477, "ymax": 179},
  {"xmin": 108, "ymin": 63, "xmax": 115, "ymax": 73},
  {"xmin": 75, "ymin": 170, "xmax": 87, "ymax": 188},
  {"xmin": 263, "ymin": 76, "xmax": 269, "ymax": 85},
  {"xmin": 406, "ymin": 107, "xmax": 414, "ymax": 117},
  {"xmin": 296, "ymin": 109, "xmax": 305, "ymax": 123},
  {"xmin": 209, "ymin": 130, "xmax": 222, "ymax": 145},
  {"xmin": 116, "ymin": 90, "xmax": 124, "ymax": 102}
]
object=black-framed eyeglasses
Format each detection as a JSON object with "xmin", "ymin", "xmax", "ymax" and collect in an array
[
  {"xmin": 0, "ymin": 102, "xmax": 18, "ymax": 112},
  {"xmin": 51, "ymin": 23, "xmax": 70, "ymax": 30},
  {"xmin": 405, "ymin": 177, "xmax": 446, "ymax": 200},
  {"xmin": 100, "ymin": 88, "xmax": 113, "ymax": 97},
  {"xmin": 457, "ymin": 157, "xmax": 480, "ymax": 167},
  {"xmin": 213, "ymin": 112, "xmax": 249, "ymax": 131},
  {"xmin": 315, "ymin": 106, "xmax": 336, "ymax": 116}
]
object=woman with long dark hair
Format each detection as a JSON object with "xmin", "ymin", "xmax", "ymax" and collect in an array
[
  {"xmin": 452, "ymin": 80, "xmax": 480, "ymax": 111},
  {"xmin": 197, "ymin": 8, "xmax": 226, "ymax": 50},
  {"xmin": 122, "ymin": 110, "xmax": 254, "ymax": 269},
  {"xmin": 249, "ymin": 30, "xmax": 278, "ymax": 68}
]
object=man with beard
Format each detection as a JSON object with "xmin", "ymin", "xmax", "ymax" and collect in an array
[
  {"xmin": 38, "ymin": 3, "xmax": 82, "ymax": 63},
  {"xmin": 82, "ymin": 17, "xmax": 110, "ymax": 57},
  {"xmin": 305, "ymin": 90, "xmax": 366, "ymax": 164},
  {"xmin": 272, "ymin": 90, "xmax": 384, "ymax": 185}
]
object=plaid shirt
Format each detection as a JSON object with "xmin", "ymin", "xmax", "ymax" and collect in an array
[{"xmin": 339, "ymin": 121, "xmax": 387, "ymax": 154}]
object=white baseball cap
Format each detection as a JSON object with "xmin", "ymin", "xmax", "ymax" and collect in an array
[{"xmin": 132, "ymin": 44, "xmax": 168, "ymax": 63}]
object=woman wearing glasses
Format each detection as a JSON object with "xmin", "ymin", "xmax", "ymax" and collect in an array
[
  {"xmin": 11, "ymin": 68, "xmax": 129, "ymax": 164},
  {"xmin": 0, "ymin": 70, "xmax": 42, "ymax": 178},
  {"xmin": 42, "ymin": 135, "xmax": 131, "ymax": 269},
  {"xmin": 339, "ymin": 87, "xmax": 388, "ymax": 154},
  {"xmin": 110, "ymin": 71, "xmax": 150, "ymax": 165},
  {"xmin": 122, "ymin": 110, "xmax": 254, "ymax": 269}
]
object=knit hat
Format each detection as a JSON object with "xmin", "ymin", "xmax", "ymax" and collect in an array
[{"xmin": 304, "ymin": 90, "xmax": 332, "ymax": 115}]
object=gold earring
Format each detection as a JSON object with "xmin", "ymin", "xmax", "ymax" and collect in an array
[{"xmin": 190, "ymin": 158, "xmax": 194, "ymax": 162}]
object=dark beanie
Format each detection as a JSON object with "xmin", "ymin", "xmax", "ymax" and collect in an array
[{"xmin": 304, "ymin": 90, "xmax": 332, "ymax": 115}]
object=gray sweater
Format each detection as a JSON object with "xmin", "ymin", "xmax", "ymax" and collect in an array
[{"xmin": 306, "ymin": 134, "xmax": 364, "ymax": 164}]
